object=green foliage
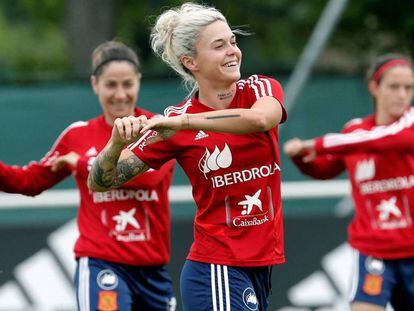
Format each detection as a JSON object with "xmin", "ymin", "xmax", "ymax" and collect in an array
[
  {"xmin": 0, "ymin": 0, "xmax": 413, "ymax": 82},
  {"xmin": 325, "ymin": 0, "xmax": 413, "ymax": 70},
  {"xmin": 0, "ymin": 0, "xmax": 69, "ymax": 81}
]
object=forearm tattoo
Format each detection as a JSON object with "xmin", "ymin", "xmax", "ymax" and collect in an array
[
  {"xmin": 89, "ymin": 148, "xmax": 148, "ymax": 190},
  {"xmin": 114, "ymin": 156, "xmax": 148, "ymax": 187},
  {"xmin": 205, "ymin": 114, "xmax": 241, "ymax": 120}
]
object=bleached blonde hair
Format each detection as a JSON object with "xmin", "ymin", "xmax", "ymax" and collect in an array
[{"xmin": 150, "ymin": 2, "xmax": 227, "ymax": 90}]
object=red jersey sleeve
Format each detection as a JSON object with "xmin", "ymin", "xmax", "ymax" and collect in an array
[
  {"xmin": 0, "ymin": 127, "xmax": 73, "ymax": 196},
  {"xmin": 74, "ymin": 156, "xmax": 90, "ymax": 179},
  {"xmin": 242, "ymin": 75, "xmax": 287, "ymax": 124},
  {"xmin": 291, "ymin": 153, "xmax": 345, "ymax": 180},
  {"xmin": 128, "ymin": 130, "xmax": 178, "ymax": 170},
  {"xmin": 315, "ymin": 108, "xmax": 414, "ymax": 155}
]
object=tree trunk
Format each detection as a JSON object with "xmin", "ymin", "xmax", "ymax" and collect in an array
[{"xmin": 63, "ymin": 0, "xmax": 115, "ymax": 78}]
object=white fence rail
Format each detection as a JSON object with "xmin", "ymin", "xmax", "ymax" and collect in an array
[{"xmin": 0, "ymin": 180, "xmax": 350, "ymax": 209}]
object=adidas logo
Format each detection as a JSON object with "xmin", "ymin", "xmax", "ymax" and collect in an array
[{"xmin": 195, "ymin": 130, "xmax": 209, "ymax": 141}]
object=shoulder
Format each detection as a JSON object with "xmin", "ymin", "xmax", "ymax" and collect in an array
[
  {"xmin": 237, "ymin": 74, "xmax": 283, "ymax": 99},
  {"xmin": 342, "ymin": 115, "xmax": 373, "ymax": 133},
  {"xmin": 237, "ymin": 74, "xmax": 282, "ymax": 89},
  {"xmin": 48, "ymin": 120, "xmax": 88, "ymax": 149},
  {"xmin": 163, "ymin": 99, "xmax": 192, "ymax": 117},
  {"xmin": 135, "ymin": 107, "xmax": 155, "ymax": 119},
  {"xmin": 61, "ymin": 120, "xmax": 89, "ymax": 135}
]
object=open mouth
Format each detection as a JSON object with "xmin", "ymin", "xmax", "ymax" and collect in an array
[{"xmin": 223, "ymin": 61, "xmax": 238, "ymax": 68}]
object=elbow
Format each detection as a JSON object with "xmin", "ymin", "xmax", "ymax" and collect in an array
[
  {"xmin": 252, "ymin": 114, "xmax": 275, "ymax": 132},
  {"xmin": 87, "ymin": 176, "xmax": 109, "ymax": 192}
]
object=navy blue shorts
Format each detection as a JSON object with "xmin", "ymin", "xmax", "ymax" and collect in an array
[
  {"xmin": 74, "ymin": 257, "xmax": 176, "ymax": 311},
  {"xmin": 350, "ymin": 252, "xmax": 414, "ymax": 309},
  {"xmin": 180, "ymin": 260, "xmax": 272, "ymax": 311}
]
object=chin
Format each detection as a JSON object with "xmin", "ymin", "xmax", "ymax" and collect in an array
[
  {"xmin": 391, "ymin": 110, "xmax": 405, "ymax": 120},
  {"xmin": 224, "ymin": 72, "xmax": 241, "ymax": 83}
]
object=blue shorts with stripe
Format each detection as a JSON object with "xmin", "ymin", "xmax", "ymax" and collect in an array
[
  {"xmin": 350, "ymin": 252, "xmax": 414, "ymax": 309},
  {"xmin": 75, "ymin": 257, "xmax": 176, "ymax": 311},
  {"xmin": 180, "ymin": 259, "xmax": 272, "ymax": 311}
]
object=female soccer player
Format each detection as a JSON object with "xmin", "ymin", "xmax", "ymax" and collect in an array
[
  {"xmin": 0, "ymin": 41, "xmax": 176, "ymax": 311},
  {"xmin": 89, "ymin": 3, "xmax": 287, "ymax": 310},
  {"xmin": 284, "ymin": 54, "xmax": 414, "ymax": 311}
]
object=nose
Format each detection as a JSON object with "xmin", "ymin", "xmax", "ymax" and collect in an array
[
  {"xmin": 114, "ymin": 87, "xmax": 127, "ymax": 100},
  {"xmin": 396, "ymin": 86, "xmax": 409, "ymax": 100},
  {"xmin": 226, "ymin": 43, "xmax": 238, "ymax": 55}
]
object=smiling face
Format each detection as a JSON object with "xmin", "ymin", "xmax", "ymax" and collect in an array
[
  {"xmin": 91, "ymin": 61, "xmax": 141, "ymax": 125},
  {"xmin": 183, "ymin": 20, "xmax": 242, "ymax": 87},
  {"xmin": 370, "ymin": 65, "xmax": 414, "ymax": 123}
]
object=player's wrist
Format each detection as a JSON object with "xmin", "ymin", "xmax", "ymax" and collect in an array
[
  {"xmin": 181, "ymin": 114, "xmax": 190, "ymax": 130},
  {"xmin": 303, "ymin": 139, "xmax": 315, "ymax": 150},
  {"xmin": 107, "ymin": 139, "xmax": 125, "ymax": 151}
]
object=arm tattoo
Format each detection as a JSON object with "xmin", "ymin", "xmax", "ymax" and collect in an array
[
  {"xmin": 113, "ymin": 155, "xmax": 148, "ymax": 187},
  {"xmin": 89, "ymin": 147, "xmax": 148, "ymax": 191},
  {"xmin": 89, "ymin": 148, "xmax": 119, "ymax": 189},
  {"xmin": 205, "ymin": 114, "xmax": 241, "ymax": 120}
]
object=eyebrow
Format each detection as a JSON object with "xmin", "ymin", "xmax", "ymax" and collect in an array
[{"xmin": 211, "ymin": 35, "xmax": 236, "ymax": 45}]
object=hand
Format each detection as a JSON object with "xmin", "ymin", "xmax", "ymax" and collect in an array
[
  {"xmin": 301, "ymin": 139, "xmax": 316, "ymax": 163},
  {"xmin": 139, "ymin": 115, "xmax": 183, "ymax": 143},
  {"xmin": 283, "ymin": 138, "xmax": 306, "ymax": 157},
  {"xmin": 140, "ymin": 115, "xmax": 186, "ymax": 134},
  {"xmin": 111, "ymin": 115, "xmax": 147, "ymax": 146},
  {"xmin": 283, "ymin": 138, "xmax": 316, "ymax": 162},
  {"xmin": 51, "ymin": 151, "xmax": 80, "ymax": 172}
]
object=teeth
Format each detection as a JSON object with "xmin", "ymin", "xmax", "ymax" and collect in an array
[{"xmin": 224, "ymin": 61, "xmax": 237, "ymax": 67}]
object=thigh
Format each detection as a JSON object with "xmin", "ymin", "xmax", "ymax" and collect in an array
[
  {"xmin": 390, "ymin": 257, "xmax": 414, "ymax": 310},
  {"xmin": 245, "ymin": 266, "xmax": 272, "ymax": 311},
  {"xmin": 131, "ymin": 266, "xmax": 176, "ymax": 311},
  {"xmin": 180, "ymin": 260, "xmax": 269, "ymax": 311},
  {"xmin": 349, "ymin": 252, "xmax": 396, "ymax": 308},
  {"xmin": 74, "ymin": 257, "xmax": 132, "ymax": 311}
]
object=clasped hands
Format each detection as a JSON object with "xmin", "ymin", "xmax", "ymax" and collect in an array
[{"xmin": 111, "ymin": 114, "xmax": 186, "ymax": 146}]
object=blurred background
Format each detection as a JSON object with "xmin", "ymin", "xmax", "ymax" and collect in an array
[{"xmin": 0, "ymin": 0, "xmax": 412, "ymax": 310}]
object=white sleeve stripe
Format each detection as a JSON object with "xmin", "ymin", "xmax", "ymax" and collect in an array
[
  {"xmin": 323, "ymin": 108, "xmax": 414, "ymax": 148},
  {"xmin": 246, "ymin": 75, "xmax": 274, "ymax": 99},
  {"xmin": 128, "ymin": 130, "xmax": 155, "ymax": 150},
  {"xmin": 250, "ymin": 82, "xmax": 261, "ymax": 100},
  {"xmin": 262, "ymin": 78, "xmax": 273, "ymax": 97},
  {"xmin": 41, "ymin": 121, "xmax": 87, "ymax": 162},
  {"xmin": 164, "ymin": 100, "xmax": 192, "ymax": 117},
  {"xmin": 257, "ymin": 79, "xmax": 267, "ymax": 97}
]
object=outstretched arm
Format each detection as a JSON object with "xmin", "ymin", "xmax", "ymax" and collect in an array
[
  {"xmin": 88, "ymin": 116, "xmax": 149, "ymax": 192},
  {"xmin": 0, "ymin": 161, "xmax": 69, "ymax": 196},
  {"xmin": 284, "ymin": 138, "xmax": 345, "ymax": 180},
  {"xmin": 141, "ymin": 97, "xmax": 284, "ymax": 135},
  {"xmin": 315, "ymin": 109, "xmax": 414, "ymax": 155},
  {"xmin": 0, "ymin": 129, "xmax": 76, "ymax": 196}
]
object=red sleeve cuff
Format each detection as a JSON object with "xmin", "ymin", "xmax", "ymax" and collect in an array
[{"xmin": 314, "ymin": 137, "xmax": 325, "ymax": 154}]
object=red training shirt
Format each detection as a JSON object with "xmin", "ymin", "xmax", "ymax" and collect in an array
[
  {"xmin": 129, "ymin": 75, "xmax": 287, "ymax": 266},
  {"xmin": 0, "ymin": 108, "xmax": 174, "ymax": 266},
  {"xmin": 293, "ymin": 107, "xmax": 414, "ymax": 259}
]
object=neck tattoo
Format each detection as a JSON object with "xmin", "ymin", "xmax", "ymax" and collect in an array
[{"xmin": 217, "ymin": 91, "xmax": 233, "ymax": 100}]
